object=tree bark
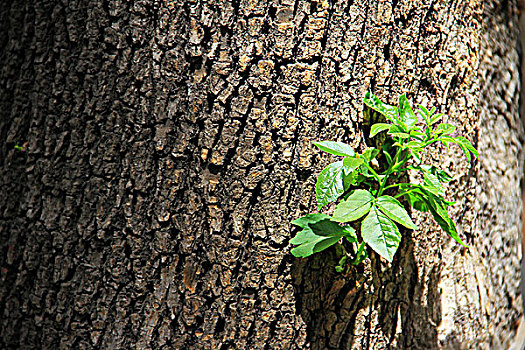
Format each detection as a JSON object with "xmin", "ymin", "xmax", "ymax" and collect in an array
[{"xmin": 0, "ymin": 0, "xmax": 522, "ymax": 349}]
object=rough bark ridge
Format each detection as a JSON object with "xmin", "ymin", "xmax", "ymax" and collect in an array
[{"xmin": 0, "ymin": 0, "xmax": 521, "ymax": 349}]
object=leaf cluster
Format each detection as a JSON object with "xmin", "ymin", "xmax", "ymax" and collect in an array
[{"xmin": 290, "ymin": 93, "xmax": 478, "ymax": 267}]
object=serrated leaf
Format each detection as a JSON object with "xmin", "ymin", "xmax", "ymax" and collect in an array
[
  {"xmin": 363, "ymin": 92, "xmax": 399, "ymax": 124},
  {"xmin": 310, "ymin": 219, "xmax": 357, "ymax": 242},
  {"xmin": 439, "ymin": 135, "xmax": 455, "ymax": 150},
  {"xmin": 412, "ymin": 150, "xmax": 422, "ymax": 163},
  {"xmin": 430, "ymin": 113, "xmax": 443, "ymax": 125},
  {"xmin": 316, "ymin": 161, "xmax": 345, "ymax": 210},
  {"xmin": 343, "ymin": 157, "xmax": 364, "ymax": 174},
  {"xmin": 361, "ymin": 147, "xmax": 380, "ymax": 162},
  {"xmin": 418, "ymin": 105, "xmax": 431, "ymax": 125},
  {"xmin": 370, "ymin": 123, "xmax": 391, "ymax": 138},
  {"xmin": 417, "ymin": 188, "xmax": 468, "ymax": 247},
  {"xmin": 428, "ymin": 199, "xmax": 467, "ymax": 247},
  {"xmin": 290, "ymin": 228, "xmax": 341, "ymax": 257},
  {"xmin": 422, "ymin": 171, "xmax": 445, "ymax": 197},
  {"xmin": 292, "ymin": 213, "xmax": 331, "ymax": 228},
  {"xmin": 343, "ymin": 170, "xmax": 355, "ymax": 191},
  {"xmin": 406, "ymin": 140, "xmax": 424, "ymax": 149},
  {"xmin": 409, "ymin": 131, "xmax": 426, "ymax": 140},
  {"xmin": 361, "ymin": 206, "xmax": 401, "ymax": 262},
  {"xmin": 412, "ymin": 201, "xmax": 428, "ymax": 213},
  {"xmin": 454, "ymin": 136, "xmax": 478, "ymax": 160},
  {"xmin": 290, "ymin": 219, "xmax": 357, "ymax": 258},
  {"xmin": 388, "ymin": 124, "xmax": 409, "ymax": 138},
  {"xmin": 401, "ymin": 189, "xmax": 429, "ymax": 212},
  {"xmin": 376, "ymin": 195, "xmax": 418, "ymax": 230},
  {"xmin": 313, "ymin": 141, "xmax": 355, "ymax": 157},
  {"xmin": 420, "ymin": 165, "xmax": 453, "ymax": 182},
  {"xmin": 440, "ymin": 136, "xmax": 477, "ymax": 162},
  {"xmin": 333, "ymin": 189, "xmax": 374, "ymax": 223},
  {"xmin": 412, "ymin": 199, "xmax": 429, "ymax": 212},
  {"xmin": 398, "ymin": 94, "xmax": 418, "ymax": 130},
  {"xmin": 418, "ymin": 105, "xmax": 430, "ymax": 117},
  {"xmin": 458, "ymin": 143, "xmax": 470, "ymax": 162},
  {"xmin": 436, "ymin": 123, "xmax": 456, "ymax": 135}
]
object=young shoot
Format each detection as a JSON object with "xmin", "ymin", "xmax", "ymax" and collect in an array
[{"xmin": 290, "ymin": 92, "xmax": 478, "ymax": 269}]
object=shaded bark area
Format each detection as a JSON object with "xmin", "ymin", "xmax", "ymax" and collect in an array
[
  {"xmin": 0, "ymin": 1, "xmax": 522, "ymax": 350},
  {"xmin": 476, "ymin": 1, "xmax": 524, "ymax": 347}
]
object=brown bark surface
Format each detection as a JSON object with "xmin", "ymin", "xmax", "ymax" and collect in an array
[{"xmin": 0, "ymin": 0, "xmax": 522, "ymax": 349}]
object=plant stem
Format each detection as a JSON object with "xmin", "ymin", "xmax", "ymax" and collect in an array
[
  {"xmin": 394, "ymin": 188, "xmax": 418, "ymax": 199},
  {"xmin": 377, "ymin": 176, "xmax": 389, "ymax": 197},
  {"xmin": 362, "ymin": 162, "xmax": 382, "ymax": 183},
  {"xmin": 377, "ymin": 140, "xmax": 404, "ymax": 196},
  {"xmin": 351, "ymin": 241, "xmax": 367, "ymax": 265},
  {"xmin": 382, "ymin": 183, "xmax": 403, "ymax": 191}
]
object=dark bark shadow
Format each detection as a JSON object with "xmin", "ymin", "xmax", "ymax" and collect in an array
[{"xmin": 291, "ymin": 231, "xmax": 442, "ymax": 349}]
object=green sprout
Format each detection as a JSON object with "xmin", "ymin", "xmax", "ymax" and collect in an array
[{"xmin": 290, "ymin": 92, "xmax": 477, "ymax": 270}]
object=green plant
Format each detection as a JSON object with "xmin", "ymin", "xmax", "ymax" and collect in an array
[
  {"xmin": 13, "ymin": 142, "xmax": 27, "ymax": 152},
  {"xmin": 290, "ymin": 92, "xmax": 478, "ymax": 270}
]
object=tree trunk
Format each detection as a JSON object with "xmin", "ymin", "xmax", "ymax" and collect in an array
[{"xmin": 0, "ymin": 0, "xmax": 522, "ymax": 349}]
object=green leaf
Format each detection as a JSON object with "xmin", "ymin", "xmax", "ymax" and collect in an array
[
  {"xmin": 356, "ymin": 164, "xmax": 374, "ymax": 179},
  {"xmin": 370, "ymin": 123, "xmax": 391, "ymax": 138},
  {"xmin": 313, "ymin": 141, "xmax": 355, "ymax": 157},
  {"xmin": 333, "ymin": 189, "xmax": 374, "ymax": 223},
  {"xmin": 290, "ymin": 228, "xmax": 341, "ymax": 257},
  {"xmin": 398, "ymin": 94, "xmax": 418, "ymax": 130},
  {"xmin": 351, "ymin": 241, "xmax": 368, "ymax": 265},
  {"xmin": 418, "ymin": 105, "xmax": 431, "ymax": 124},
  {"xmin": 411, "ymin": 150, "xmax": 422, "ymax": 162},
  {"xmin": 291, "ymin": 213, "xmax": 331, "ymax": 228},
  {"xmin": 363, "ymin": 92, "xmax": 399, "ymax": 124},
  {"xmin": 383, "ymin": 150, "xmax": 393, "ymax": 165},
  {"xmin": 335, "ymin": 254, "xmax": 347, "ymax": 272},
  {"xmin": 388, "ymin": 124, "xmax": 409, "ymax": 138},
  {"xmin": 422, "ymin": 171, "xmax": 445, "ymax": 197},
  {"xmin": 418, "ymin": 105, "xmax": 430, "ymax": 117},
  {"xmin": 290, "ymin": 219, "xmax": 356, "ymax": 258},
  {"xmin": 417, "ymin": 188, "xmax": 468, "ymax": 247},
  {"xmin": 376, "ymin": 195, "xmax": 418, "ymax": 230},
  {"xmin": 343, "ymin": 170, "xmax": 355, "ymax": 191},
  {"xmin": 411, "ymin": 197, "xmax": 429, "ymax": 212},
  {"xmin": 427, "ymin": 197, "xmax": 467, "ymax": 247},
  {"xmin": 430, "ymin": 113, "xmax": 443, "ymax": 125},
  {"xmin": 399, "ymin": 187, "xmax": 429, "ymax": 212},
  {"xmin": 343, "ymin": 157, "xmax": 364, "ymax": 174},
  {"xmin": 361, "ymin": 148, "xmax": 380, "ymax": 162},
  {"xmin": 316, "ymin": 161, "xmax": 345, "ymax": 210},
  {"xmin": 406, "ymin": 140, "xmax": 424, "ymax": 149},
  {"xmin": 453, "ymin": 136, "xmax": 478, "ymax": 160},
  {"xmin": 413, "ymin": 201, "xmax": 428, "ymax": 212},
  {"xmin": 440, "ymin": 136, "xmax": 477, "ymax": 162},
  {"xmin": 310, "ymin": 219, "xmax": 357, "ymax": 242},
  {"xmin": 409, "ymin": 131, "xmax": 426, "ymax": 140},
  {"xmin": 361, "ymin": 206, "xmax": 401, "ymax": 262},
  {"xmin": 420, "ymin": 165, "xmax": 453, "ymax": 183},
  {"xmin": 436, "ymin": 123, "xmax": 456, "ymax": 135},
  {"xmin": 440, "ymin": 135, "xmax": 454, "ymax": 148}
]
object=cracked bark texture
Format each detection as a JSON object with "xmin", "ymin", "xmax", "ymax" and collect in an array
[{"xmin": 0, "ymin": 0, "xmax": 522, "ymax": 349}]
